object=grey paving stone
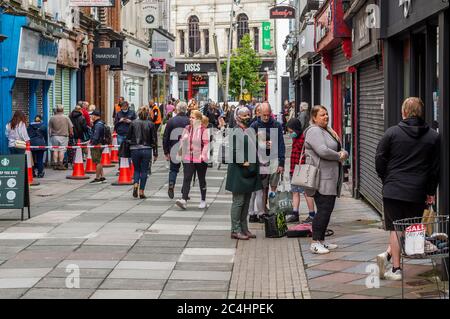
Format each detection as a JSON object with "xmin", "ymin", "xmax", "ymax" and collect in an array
[
  {"xmin": 165, "ymin": 280, "xmax": 229, "ymax": 292},
  {"xmin": 1, "ymin": 260, "xmax": 63, "ymax": 269},
  {"xmin": 99, "ymin": 279, "xmax": 166, "ymax": 290},
  {"xmin": 0, "ymin": 288, "xmax": 28, "ymax": 299},
  {"xmin": 135, "ymin": 240, "xmax": 187, "ymax": 248},
  {"xmin": 47, "ymin": 268, "xmax": 112, "ymax": 279},
  {"xmin": 0, "ymin": 268, "xmax": 52, "ymax": 278},
  {"xmin": 115, "ymin": 261, "xmax": 175, "ymax": 270},
  {"xmin": 159, "ymin": 290, "xmax": 227, "ymax": 299},
  {"xmin": 0, "ymin": 278, "xmax": 42, "ymax": 289},
  {"xmin": 306, "ymin": 269, "xmax": 334, "ymax": 279},
  {"xmin": 35, "ymin": 277, "xmax": 104, "ymax": 289},
  {"xmin": 24, "ymin": 245, "xmax": 79, "ymax": 253},
  {"xmin": 107, "ymin": 269, "xmax": 172, "ymax": 280},
  {"xmin": 141, "ymin": 234, "xmax": 191, "ymax": 241},
  {"xmin": 129, "ymin": 246, "xmax": 184, "ymax": 255},
  {"xmin": 186, "ymin": 241, "xmax": 237, "ymax": 249},
  {"xmin": 122, "ymin": 253, "xmax": 180, "ymax": 262},
  {"xmin": 90, "ymin": 289, "xmax": 161, "ymax": 299},
  {"xmin": 21, "ymin": 288, "xmax": 94, "ymax": 299},
  {"xmin": 170, "ymin": 270, "xmax": 231, "ymax": 281},
  {"xmin": 174, "ymin": 262, "xmax": 233, "ymax": 272},
  {"xmin": 57, "ymin": 260, "xmax": 119, "ymax": 269}
]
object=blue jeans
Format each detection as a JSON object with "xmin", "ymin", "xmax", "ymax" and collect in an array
[
  {"xmin": 9, "ymin": 147, "xmax": 25, "ymax": 155},
  {"xmin": 169, "ymin": 160, "xmax": 181, "ymax": 187},
  {"xmin": 117, "ymin": 135, "xmax": 126, "ymax": 147},
  {"xmin": 32, "ymin": 150, "xmax": 45, "ymax": 175},
  {"xmin": 130, "ymin": 148, "xmax": 152, "ymax": 190}
]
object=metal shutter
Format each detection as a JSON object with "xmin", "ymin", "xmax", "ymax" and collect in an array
[
  {"xmin": 48, "ymin": 81, "xmax": 54, "ymax": 112},
  {"xmin": 55, "ymin": 67, "xmax": 63, "ymax": 110},
  {"xmin": 358, "ymin": 59, "xmax": 384, "ymax": 213},
  {"xmin": 332, "ymin": 47, "xmax": 348, "ymax": 75},
  {"xmin": 12, "ymin": 78, "xmax": 30, "ymax": 121},
  {"xmin": 62, "ymin": 68, "xmax": 71, "ymax": 115},
  {"xmin": 36, "ymin": 80, "xmax": 44, "ymax": 117}
]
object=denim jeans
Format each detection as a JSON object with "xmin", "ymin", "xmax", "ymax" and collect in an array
[
  {"xmin": 32, "ymin": 150, "xmax": 45, "ymax": 175},
  {"xmin": 117, "ymin": 135, "xmax": 126, "ymax": 147},
  {"xmin": 130, "ymin": 148, "xmax": 152, "ymax": 191},
  {"xmin": 169, "ymin": 161, "xmax": 181, "ymax": 187},
  {"xmin": 312, "ymin": 192, "xmax": 337, "ymax": 241}
]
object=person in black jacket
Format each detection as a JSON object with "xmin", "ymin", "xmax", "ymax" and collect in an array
[
  {"xmin": 90, "ymin": 111, "xmax": 106, "ymax": 184},
  {"xmin": 114, "ymin": 101, "xmax": 137, "ymax": 147},
  {"xmin": 127, "ymin": 106, "xmax": 158, "ymax": 199},
  {"xmin": 375, "ymin": 97, "xmax": 440, "ymax": 281},
  {"xmin": 69, "ymin": 105, "xmax": 89, "ymax": 142},
  {"xmin": 163, "ymin": 101, "xmax": 190, "ymax": 199},
  {"xmin": 27, "ymin": 115, "xmax": 48, "ymax": 178}
]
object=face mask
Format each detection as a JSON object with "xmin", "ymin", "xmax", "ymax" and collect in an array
[
  {"xmin": 290, "ymin": 132, "xmax": 298, "ymax": 139},
  {"xmin": 122, "ymin": 109, "xmax": 128, "ymax": 113},
  {"xmin": 241, "ymin": 118, "xmax": 251, "ymax": 126}
]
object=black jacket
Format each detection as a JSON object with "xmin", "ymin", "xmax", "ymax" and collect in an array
[
  {"xmin": 163, "ymin": 113, "xmax": 190, "ymax": 156},
  {"xmin": 127, "ymin": 119, "xmax": 158, "ymax": 157},
  {"xmin": 114, "ymin": 109, "xmax": 137, "ymax": 136},
  {"xmin": 27, "ymin": 122, "xmax": 47, "ymax": 147},
  {"xmin": 70, "ymin": 110, "xmax": 89, "ymax": 141},
  {"xmin": 250, "ymin": 117, "xmax": 286, "ymax": 168},
  {"xmin": 91, "ymin": 119, "xmax": 105, "ymax": 145},
  {"xmin": 375, "ymin": 117, "xmax": 440, "ymax": 203}
]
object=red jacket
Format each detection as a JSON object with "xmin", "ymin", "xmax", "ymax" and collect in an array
[
  {"xmin": 81, "ymin": 108, "xmax": 92, "ymax": 127},
  {"xmin": 289, "ymin": 133, "xmax": 305, "ymax": 174}
]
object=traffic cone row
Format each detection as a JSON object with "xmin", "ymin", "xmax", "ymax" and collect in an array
[
  {"xmin": 26, "ymin": 141, "xmax": 40, "ymax": 186},
  {"xmin": 112, "ymin": 157, "xmax": 134, "ymax": 186},
  {"xmin": 101, "ymin": 146, "xmax": 114, "ymax": 167},
  {"xmin": 111, "ymin": 132, "xmax": 119, "ymax": 163},
  {"xmin": 67, "ymin": 140, "xmax": 90, "ymax": 180}
]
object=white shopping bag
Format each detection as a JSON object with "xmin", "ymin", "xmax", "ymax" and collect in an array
[{"xmin": 405, "ymin": 223, "xmax": 426, "ymax": 255}]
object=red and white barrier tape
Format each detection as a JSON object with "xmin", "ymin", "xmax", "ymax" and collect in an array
[{"xmin": 29, "ymin": 145, "xmax": 119, "ymax": 150}]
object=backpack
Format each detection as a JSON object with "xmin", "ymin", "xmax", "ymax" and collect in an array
[{"xmin": 103, "ymin": 125, "xmax": 112, "ymax": 145}]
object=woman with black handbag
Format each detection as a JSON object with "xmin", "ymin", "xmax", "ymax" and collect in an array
[
  {"xmin": 304, "ymin": 105, "xmax": 348, "ymax": 254},
  {"xmin": 126, "ymin": 106, "xmax": 158, "ymax": 199}
]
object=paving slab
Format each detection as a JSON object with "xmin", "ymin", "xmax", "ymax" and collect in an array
[
  {"xmin": 159, "ymin": 290, "xmax": 228, "ymax": 299},
  {"xmin": 174, "ymin": 262, "xmax": 234, "ymax": 272},
  {"xmin": 47, "ymin": 268, "xmax": 112, "ymax": 279},
  {"xmin": 21, "ymin": 288, "xmax": 94, "ymax": 299},
  {"xmin": 0, "ymin": 278, "xmax": 42, "ymax": 289},
  {"xmin": 35, "ymin": 277, "xmax": 104, "ymax": 289},
  {"xmin": 99, "ymin": 279, "xmax": 166, "ymax": 290},
  {"xmin": 115, "ymin": 261, "xmax": 176, "ymax": 270},
  {"xmin": 170, "ymin": 270, "xmax": 231, "ymax": 281},
  {"xmin": 57, "ymin": 260, "xmax": 119, "ymax": 269},
  {"xmin": 90, "ymin": 289, "xmax": 161, "ymax": 299},
  {"xmin": 164, "ymin": 280, "xmax": 229, "ymax": 292},
  {"xmin": 0, "ymin": 288, "xmax": 28, "ymax": 299},
  {"xmin": 107, "ymin": 269, "xmax": 172, "ymax": 280}
]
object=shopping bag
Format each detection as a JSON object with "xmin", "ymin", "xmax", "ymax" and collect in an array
[
  {"xmin": 269, "ymin": 181, "xmax": 293, "ymax": 215},
  {"xmin": 405, "ymin": 223, "xmax": 426, "ymax": 256},
  {"xmin": 422, "ymin": 205, "xmax": 436, "ymax": 236},
  {"xmin": 263, "ymin": 210, "xmax": 288, "ymax": 238}
]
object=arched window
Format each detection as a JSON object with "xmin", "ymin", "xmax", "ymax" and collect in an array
[
  {"xmin": 188, "ymin": 16, "xmax": 201, "ymax": 54},
  {"xmin": 237, "ymin": 14, "xmax": 249, "ymax": 46}
]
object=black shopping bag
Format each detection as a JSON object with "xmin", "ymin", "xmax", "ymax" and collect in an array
[{"xmin": 263, "ymin": 210, "xmax": 288, "ymax": 238}]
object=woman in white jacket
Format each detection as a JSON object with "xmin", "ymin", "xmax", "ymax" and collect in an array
[{"xmin": 5, "ymin": 110, "xmax": 30, "ymax": 154}]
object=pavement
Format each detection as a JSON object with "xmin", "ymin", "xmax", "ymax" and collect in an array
[{"xmin": 0, "ymin": 143, "xmax": 447, "ymax": 299}]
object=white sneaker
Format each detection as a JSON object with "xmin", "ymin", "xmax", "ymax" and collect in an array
[
  {"xmin": 384, "ymin": 268, "xmax": 402, "ymax": 281},
  {"xmin": 176, "ymin": 199, "xmax": 187, "ymax": 210},
  {"xmin": 321, "ymin": 241, "xmax": 338, "ymax": 250},
  {"xmin": 198, "ymin": 201, "xmax": 207, "ymax": 209},
  {"xmin": 377, "ymin": 252, "xmax": 390, "ymax": 279},
  {"xmin": 310, "ymin": 242, "xmax": 330, "ymax": 254}
]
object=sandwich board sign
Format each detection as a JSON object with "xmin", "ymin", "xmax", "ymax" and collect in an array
[{"xmin": 0, "ymin": 155, "xmax": 31, "ymax": 220}]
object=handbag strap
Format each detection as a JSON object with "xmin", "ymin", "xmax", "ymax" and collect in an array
[{"xmin": 300, "ymin": 141, "xmax": 321, "ymax": 168}]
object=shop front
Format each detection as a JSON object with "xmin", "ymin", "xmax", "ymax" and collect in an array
[
  {"xmin": 381, "ymin": 0, "xmax": 450, "ymax": 215},
  {"xmin": 175, "ymin": 62, "xmax": 217, "ymax": 103},
  {"xmin": 151, "ymin": 29, "xmax": 175, "ymax": 104},
  {"xmin": 123, "ymin": 40, "xmax": 151, "ymax": 111},
  {"xmin": 315, "ymin": 0, "xmax": 354, "ymax": 188}
]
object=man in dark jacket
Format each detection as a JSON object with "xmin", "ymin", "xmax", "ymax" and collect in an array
[
  {"xmin": 114, "ymin": 101, "xmax": 137, "ymax": 147},
  {"xmin": 375, "ymin": 97, "xmax": 440, "ymax": 281},
  {"xmin": 250, "ymin": 102, "xmax": 286, "ymax": 212},
  {"xmin": 163, "ymin": 101, "xmax": 190, "ymax": 199},
  {"xmin": 27, "ymin": 115, "xmax": 47, "ymax": 178},
  {"xmin": 70, "ymin": 105, "xmax": 89, "ymax": 142},
  {"xmin": 90, "ymin": 111, "xmax": 106, "ymax": 184}
]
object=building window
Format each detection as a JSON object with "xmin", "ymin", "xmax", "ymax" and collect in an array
[
  {"xmin": 237, "ymin": 14, "xmax": 249, "ymax": 46},
  {"xmin": 204, "ymin": 29, "xmax": 209, "ymax": 55},
  {"xmin": 188, "ymin": 16, "xmax": 201, "ymax": 54},
  {"xmin": 254, "ymin": 27, "xmax": 259, "ymax": 52},
  {"xmin": 179, "ymin": 30, "xmax": 185, "ymax": 54}
]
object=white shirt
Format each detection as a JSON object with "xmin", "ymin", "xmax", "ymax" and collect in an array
[{"xmin": 5, "ymin": 121, "xmax": 30, "ymax": 148}]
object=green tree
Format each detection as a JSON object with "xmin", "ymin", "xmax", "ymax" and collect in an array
[{"xmin": 222, "ymin": 34, "xmax": 265, "ymax": 100}]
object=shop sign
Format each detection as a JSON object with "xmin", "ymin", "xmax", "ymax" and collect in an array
[
  {"xmin": 57, "ymin": 38, "xmax": 79, "ymax": 69},
  {"xmin": 152, "ymin": 30, "xmax": 175, "ymax": 67},
  {"xmin": 93, "ymin": 47, "xmax": 121, "ymax": 65},
  {"xmin": 150, "ymin": 58, "xmax": 166, "ymax": 73},
  {"xmin": 0, "ymin": 155, "xmax": 27, "ymax": 210},
  {"xmin": 141, "ymin": 0, "xmax": 159, "ymax": 29},
  {"xmin": 69, "ymin": 0, "xmax": 114, "ymax": 6},
  {"xmin": 175, "ymin": 62, "xmax": 216, "ymax": 73},
  {"xmin": 269, "ymin": 6, "xmax": 296, "ymax": 19},
  {"xmin": 192, "ymin": 74, "xmax": 207, "ymax": 86},
  {"xmin": 16, "ymin": 28, "xmax": 57, "ymax": 81},
  {"xmin": 262, "ymin": 22, "xmax": 272, "ymax": 50},
  {"xmin": 124, "ymin": 42, "xmax": 151, "ymax": 68},
  {"xmin": 356, "ymin": 10, "xmax": 371, "ymax": 49},
  {"xmin": 315, "ymin": 4, "xmax": 332, "ymax": 47},
  {"xmin": 298, "ymin": 24, "xmax": 315, "ymax": 57}
]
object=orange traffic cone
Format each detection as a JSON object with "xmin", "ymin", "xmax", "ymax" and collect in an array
[
  {"xmin": 85, "ymin": 147, "xmax": 97, "ymax": 174},
  {"xmin": 111, "ymin": 132, "xmax": 119, "ymax": 163},
  {"xmin": 112, "ymin": 157, "xmax": 134, "ymax": 186},
  {"xmin": 67, "ymin": 140, "xmax": 90, "ymax": 180},
  {"xmin": 26, "ymin": 141, "xmax": 40, "ymax": 186},
  {"xmin": 100, "ymin": 146, "xmax": 115, "ymax": 168}
]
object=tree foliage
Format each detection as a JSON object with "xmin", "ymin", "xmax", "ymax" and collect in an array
[{"xmin": 222, "ymin": 34, "xmax": 265, "ymax": 100}]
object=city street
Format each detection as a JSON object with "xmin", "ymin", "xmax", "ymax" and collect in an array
[{"xmin": 0, "ymin": 144, "xmax": 440, "ymax": 299}]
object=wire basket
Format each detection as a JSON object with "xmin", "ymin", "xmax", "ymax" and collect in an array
[{"xmin": 393, "ymin": 215, "xmax": 449, "ymax": 259}]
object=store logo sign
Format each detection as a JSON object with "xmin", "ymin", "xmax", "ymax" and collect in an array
[
  {"xmin": 184, "ymin": 63, "xmax": 201, "ymax": 72},
  {"xmin": 399, "ymin": 0, "xmax": 412, "ymax": 18},
  {"xmin": 1, "ymin": 158, "xmax": 9, "ymax": 166}
]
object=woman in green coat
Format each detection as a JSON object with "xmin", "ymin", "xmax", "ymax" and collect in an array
[{"xmin": 226, "ymin": 106, "xmax": 263, "ymax": 240}]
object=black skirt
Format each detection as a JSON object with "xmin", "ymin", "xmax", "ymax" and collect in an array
[{"xmin": 383, "ymin": 198, "xmax": 425, "ymax": 231}]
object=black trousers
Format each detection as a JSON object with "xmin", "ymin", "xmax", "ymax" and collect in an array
[
  {"xmin": 182, "ymin": 162, "xmax": 207, "ymax": 201},
  {"xmin": 312, "ymin": 192, "xmax": 336, "ymax": 241}
]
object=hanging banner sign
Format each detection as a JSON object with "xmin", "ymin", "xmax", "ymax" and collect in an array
[
  {"xmin": 141, "ymin": 0, "xmax": 160, "ymax": 29},
  {"xmin": 69, "ymin": 0, "xmax": 114, "ymax": 6},
  {"xmin": 262, "ymin": 22, "xmax": 272, "ymax": 50},
  {"xmin": 270, "ymin": 6, "xmax": 296, "ymax": 19}
]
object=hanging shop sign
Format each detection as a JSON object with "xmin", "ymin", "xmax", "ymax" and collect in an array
[
  {"xmin": 152, "ymin": 30, "xmax": 175, "ymax": 67},
  {"xmin": 192, "ymin": 75, "xmax": 207, "ymax": 86},
  {"xmin": 141, "ymin": 0, "xmax": 160, "ymax": 29},
  {"xmin": 262, "ymin": 22, "xmax": 272, "ymax": 50},
  {"xmin": 69, "ymin": 0, "xmax": 114, "ymax": 6},
  {"xmin": 16, "ymin": 28, "xmax": 57, "ymax": 81},
  {"xmin": 124, "ymin": 41, "xmax": 152, "ymax": 68},
  {"xmin": 150, "ymin": 58, "xmax": 166, "ymax": 73},
  {"xmin": 270, "ymin": 6, "xmax": 296, "ymax": 19},
  {"xmin": 93, "ymin": 47, "xmax": 121, "ymax": 65}
]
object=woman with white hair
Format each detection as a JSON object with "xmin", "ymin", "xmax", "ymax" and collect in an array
[{"xmin": 226, "ymin": 106, "xmax": 263, "ymax": 240}]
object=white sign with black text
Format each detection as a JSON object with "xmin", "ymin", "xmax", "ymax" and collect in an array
[{"xmin": 141, "ymin": 0, "xmax": 160, "ymax": 29}]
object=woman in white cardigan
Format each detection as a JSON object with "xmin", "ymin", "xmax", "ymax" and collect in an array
[
  {"xmin": 304, "ymin": 105, "xmax": 348, "ymax": 254},
  {"xmin": 5, "ymin": 110, "xmax": 30, "ymax": 154}
]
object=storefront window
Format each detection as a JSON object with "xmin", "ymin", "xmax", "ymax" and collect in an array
[
  {"xmin": 123, "ymin": 76, "xmax": 143, "ymax": 111},
  {"xmin": 403, "ymin": 39, "xmax": 411, "ymax": 99}
]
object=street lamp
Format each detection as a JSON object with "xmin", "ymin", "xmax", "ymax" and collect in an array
[{"xmin": 225, "ymin": 0, "xmax": 241, "ymax": 103}]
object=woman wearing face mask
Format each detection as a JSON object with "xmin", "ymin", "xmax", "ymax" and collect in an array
[
  {"xmin": 304, "ymin": 105, "xmax": 348, "ymax": 254},
  {"xmin": 226, "ymin": 106, "xmax": 263, "ymax": 240},
  {"xmin": 285, "ymin": 118, "xmax": 316, "ymax": 223},
  {"xmin": 176, "ymin": 110, "xmax": 210, "ymax": 210}
]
